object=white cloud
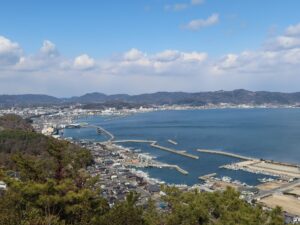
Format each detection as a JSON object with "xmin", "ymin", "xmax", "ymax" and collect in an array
[
  {"xmin": 123, "ymin": 48, "xmax": 145, "ymax": 61},
  {"xmin": 108, "ymin": 49, "xmax": 208, "ymax": 77},
  {"xmin": 183, "ymin": 13, "xmax": 219, "ymax": 31},
  {"xmin": 0, "ymin": 36, "xmax": 22, "ymax": 66},
  {"xmin": 40, "ymin": 40, "xmax": 59, "ymax": 58},
  {"xmin": 15, "ymin": 40, "xmax": 62, "ymax": 71},
  {"xmin": 73, "ymin": 54, "xmax": 95, "ymax": 70},
  {"xmin": 182, "ymin": 51, "xmax": 207, "ymax": 61},
  {"xmin": 154, "ymin": 50, "xmax": 181, "ymax": 62},
  {"xmin": 286, "ymin": 23, "xmax": 300, "ymax": 36},
  {"xmin": 266, "ymin": 36, "xmax": 300, "ymax": 50},
  {"xmin": 153, "ymin": 50, "xmax": 207, "ymax": 63}
]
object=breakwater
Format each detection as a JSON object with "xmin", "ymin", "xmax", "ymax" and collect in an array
[
  {"xmin": 114, "ymin": 139, "xmax": 199, "ymax": 159},
  {"xmin": 83, "ymin": 124, "xmax": 115, "ymax": 141},
  {"xmin": 197, "ymin": 149, "xmax": 255, "ymax": 161}
]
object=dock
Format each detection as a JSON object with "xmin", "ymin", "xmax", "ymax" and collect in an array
[
  {"xmin": 168, "ymin": 139, "xmax": 178, "ymax": 145},
  {"xmin": 161, "ymin": 164, "xmax": 189, "ymax": 175},
  {"xmin": 113, "ymin": 139, "xmax": 155, "ymax": 144},
  {"xmin": 151, "ymin": 143, "xmax": 199, "ymax": 159},
  {"xmin": 198, "ymin": 173, "xmax": 217, "ymax": 181},
  {"xmin": 113, "ymin": 139, "xmax": 199, "ymax": 159},
  {"xmin": 83, "ymin": 124, "xmax": 115, "ymax": 141},
  {"xmin": 197, "ymin": 149, "xmax": 255, "ymax": 161}
]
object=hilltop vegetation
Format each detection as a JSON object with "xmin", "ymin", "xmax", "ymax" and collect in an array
[{"xmin": 0, "ymin": 115, "xmax": 285, "ymax": 225}]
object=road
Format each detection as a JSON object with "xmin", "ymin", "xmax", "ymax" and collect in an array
[{"xmin": 253, "ymin": 178, "xmax": 300, "ymax": 200}]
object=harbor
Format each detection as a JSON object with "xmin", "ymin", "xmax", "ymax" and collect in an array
[{"xmin": 25, "ymin": 107, "xmax": 300, "ymax": 218}]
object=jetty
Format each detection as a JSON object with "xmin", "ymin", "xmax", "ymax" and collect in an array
[
  {"xmin": 151, "ymin": 143, "xmax": 198, "ymax": 159},
  {"xmin": 113, "ymin": 139, "xmax": 199, "ymax": 159},
  {"xmin": 197, "ymin": 149, "xmax": 255, "ymax": 161},
  {"xmin": 168, "ymin": 139, "xmax": 178, "ymax": 145},
  {"xmin": 198, "ymin": 173, "xmax": 217, "ymax": 181},
  {"xmin": 113, "ymin": 139, "xmax": 154, "ymax": 144},
  {"xmin": 83, "ymin": 124, "xmax": 115, "ymax": 141},
  {"xmin": 161, "ymin": 164, "xmax": 189, "ymax": 175}
]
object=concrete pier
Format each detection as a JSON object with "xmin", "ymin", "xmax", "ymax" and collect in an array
[
  {"xmin": 83, "ymin": 124, "xmax": 115, "ymax": 141},
  {"xmin": 197, "ymin": 149, "xmax": 255, "ymax": 161},
  {"xmin": 113, "ymin": 139, "xmax": 199, "ymax": 159},
  {"xmin": 198, "ymin": 173, "xmax": 217, "ymax": 181},
  {"xmin": 168, "ymin": 139, "xmax": 178, "ymax": 145},
  {"xmin": 151, "ymin": 143, "xmax": 199, "ymax": 159},
  {"xmin": 161, "ymin": 164, "xmax": 189, "ymax": 175}
]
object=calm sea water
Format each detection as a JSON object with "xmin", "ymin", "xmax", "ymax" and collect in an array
[{"xmin": 64, "ymin": 108, "xmax": 300, "ymax": 186}]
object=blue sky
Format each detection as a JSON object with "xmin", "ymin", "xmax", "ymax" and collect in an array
[{"xmin": 1, "ymin": 0, "xmax": 300, "ymax": 96}]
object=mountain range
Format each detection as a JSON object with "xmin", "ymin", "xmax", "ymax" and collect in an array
[{"xmin": 1, "ymin": 89, "xmax": 300, "ymax": 107}]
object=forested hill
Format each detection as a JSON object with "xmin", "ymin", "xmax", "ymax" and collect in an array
[
  {"xmin": 0, "ymin": 115, "xmax": 285, "ymax": 225},
  {"xmin": 1, "ymin": 89, "xmax": 300, "ymax": 107},
  {"xmin": 0, "ymin": 114, "xmax": 92, "ymax": 171}
]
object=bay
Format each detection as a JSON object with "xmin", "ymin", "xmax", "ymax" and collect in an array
[{"xmin": 64, "ymin": 108, "xmax": 300, "ymax": 186}]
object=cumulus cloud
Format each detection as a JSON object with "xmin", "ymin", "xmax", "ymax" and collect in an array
[
  {"xmin": 154, "ymin": 50, "xmax": 181, "ymax": 62},
  {"xmin": 266, "ymin": 36, "xmax": 300, "ymax": 50},
  {"xmin": 15, "ymin": 40, "xmax": 62, "ymax": 71},
  {"xmin": 123, "ymin": 48, "xmax": 145, "ymax": 61},
  {"xmin": 40, "ymin": 40, "xmax": 59, "ymax": 58},
  {"xmin": 0, "ymin": 36, "xmax": 22, "ymax": 66},
  {"xmin": 183, "ymin": 13, "xmax": 219, "ymax": 30},
  {"xmin": 265, "ymin": 23, "xmax": 300, "ymax": 50},
  {"xmin": 153, "ymin": 50, "xmax": 207, "ymax": 63},
  {"xmin": 286, "ymin": 23, "xmax": 300, "ymax": 36},
  {"xmin": 73, "ymin": 54, "xmax": 96, "ymax": 70}
]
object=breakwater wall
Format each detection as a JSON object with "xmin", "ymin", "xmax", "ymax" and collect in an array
[
  {"xmin": 114, "ymin": 139, "xmax": 199, "ymax": 159},
  {"xmin": 197, "ymin": 149, "xmax": 255, "ymax": 161}
]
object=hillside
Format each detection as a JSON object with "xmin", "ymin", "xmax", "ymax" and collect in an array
[{"xmin": 0, "ymin": 114, "xmax": 92, "ymax": 175}]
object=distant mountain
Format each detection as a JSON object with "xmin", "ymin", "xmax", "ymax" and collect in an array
[
  {"xmin": 1, "ymin": 89, "xmax": 300, "ymax": 107},
  {"xmin": 0, "ymin": 94, "xmax": 61, "ymax": 107},
  {"xmin": 68, "ymin": 92, "xmax": 108, "ymax": 103}
]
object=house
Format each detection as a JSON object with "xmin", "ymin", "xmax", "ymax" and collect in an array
[{"xmin": 0, "ymin": 181, "xmax": 7, "ymax": 190}]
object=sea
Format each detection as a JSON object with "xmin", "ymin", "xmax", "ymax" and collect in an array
[{"xmin": 63, "ymin": 108, "xmax": 300, "ymax": 186}]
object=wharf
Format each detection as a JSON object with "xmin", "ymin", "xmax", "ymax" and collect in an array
[
  {"xmin": 197, "ymin": 149, "xmax": 255, "ymax": 161},
  {"xmin": 161, "ymin": 164, "xmax": 189, "ymax": 175},
  {"xmin": 83, "ymin": 124, "xmax": 115, "ymax": 141},
  {"xmin": 151, "ymin": 143, "xmax": 199, "ymax": 159},
  {"xmin": 198, "ymin": 173, "xmax": 217, "ymax": 181},
  {"xmin": 168, "ymin": 139, "xmax": 178, "ymax": 145}
]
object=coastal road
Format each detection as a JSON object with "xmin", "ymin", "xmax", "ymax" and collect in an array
[{"xmin": 253, "ymin": 178, "xmax": 300, "ymax": 200}]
